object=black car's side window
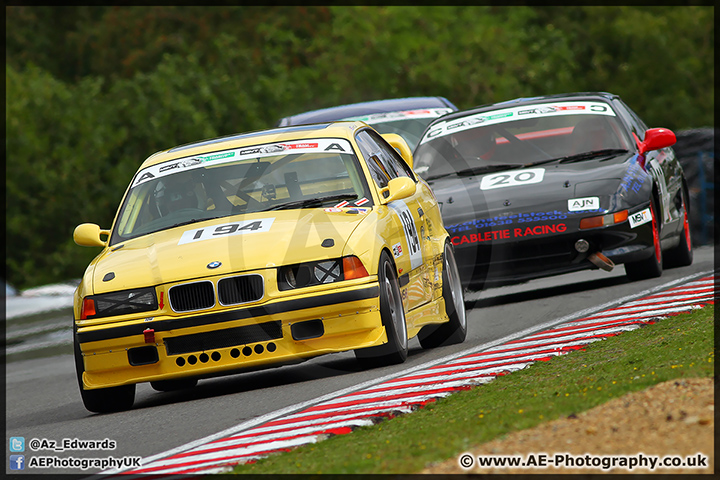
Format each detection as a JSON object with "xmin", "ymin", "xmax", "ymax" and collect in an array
[{"xmin": 613, "ymin": 99, "xmax": 647, "ymax": 142}]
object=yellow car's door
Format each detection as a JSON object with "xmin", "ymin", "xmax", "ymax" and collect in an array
[
  {"xmin": 386, "ymin": 194, "xmax": 429, "ymax": 309},
  {"xmin": 355, "ymin": 128, "xmax": 431, "ymax": 311}
]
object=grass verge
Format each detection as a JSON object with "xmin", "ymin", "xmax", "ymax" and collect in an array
[{"xmin": 232, "ymin": 304, "xmax": 715, "ymax": 474}]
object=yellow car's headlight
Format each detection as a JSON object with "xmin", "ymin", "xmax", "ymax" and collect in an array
[
  {"xmin": 278, "ymin": 256, "xmax": 369, "ymax": 291},
  {"xmin": 81, "ymin": 287, "xmax": 158, "ymax": 320}
]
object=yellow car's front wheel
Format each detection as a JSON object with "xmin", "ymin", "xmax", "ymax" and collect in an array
[
  {"xmin": 355, "ymin": 251, "xmax": 408, "ymax": 367},
  {"xmin": 74, "ymin": 334, "xmax": 135, "ymax": 413}
]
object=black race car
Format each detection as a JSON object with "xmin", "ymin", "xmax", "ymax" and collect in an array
[
  {"xmin": 275, "ymin": 96, "xmax": 457, "ymax": 151},
  {"xmin": 413, "ymin": 92, "xmax": 693, "ymax": 289}
]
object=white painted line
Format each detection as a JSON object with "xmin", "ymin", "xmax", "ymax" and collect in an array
[
  {"xmin": 520, "ymin": 324, "xmax": 643, "ymax": 343},
  {"xmin": 569, "ymin": 296, "xmax": 712, "ymax": 319},
  {"xmin": 213, "ymin": 421, "xmax": 374, "ymax": 448},
  {"xmin": 368, "ymin": 364, "xmax": 533, "ymax": 389},
  {"xmin": 564, "ymin": 304, "xmax": 705, "ymax": 325},
  {"xmin": 242, "ymin": 400, "xmax": 430, "ymax": 436},
  {"xmin": 135, "ymin": 430, "xmax": 353, "ymax": 471},
  {"xmin": 279, "ymin": 399, "xmax": 435, "ymax": 422},
  {"xmin": 602, "ymin": 291, "xmax": 714, "ymax": 309},
  {"xmin": 440, "ymin": 344, "xmax": 577, "ymax": 364},
  {"xmin": 270, "ymin": 402, "xmax": 418, "ymax": 425},
  {"xmin": 312, "ymin": 379, "xmax": 486, "ymax": 403},
  {"xmin": 395, "ymin": 354, "xmax": 561, "ymax": 377}
]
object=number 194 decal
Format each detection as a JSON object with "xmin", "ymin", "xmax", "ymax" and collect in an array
[
  {"xmin": 388, "ymin": 201, "xmax": 423, "ymax": 270},
  {"xmin": 178, "ymin": 218, "xmax": 275, "ymax": 245},
  {"xmin": 480, "ymin": 168, "xmax": 545, "ymax": 190}
]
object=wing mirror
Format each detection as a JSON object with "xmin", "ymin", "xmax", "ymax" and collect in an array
[
  {"xmin": 74, "ymin": 223, "xmax": 109, "ymax": 247},
  {"xmin": 638, "ymin": 128, "xmax": 676, "ymax": 155},
  {"xmin": 381, "ymin": 133, "xmax": 414, "ymax": 169},
  {"xmin": 380, "ymin": 176, "xmax": 417, "ymax": 205}
]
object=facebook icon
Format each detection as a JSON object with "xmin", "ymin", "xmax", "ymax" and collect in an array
[{"xmin": 10, "ymin": 455, "xmax": 25, "ymax": 470}]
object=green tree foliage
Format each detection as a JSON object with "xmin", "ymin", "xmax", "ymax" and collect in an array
[
  {"xmin": 5, "ymin": 6, "xmax": 714, "ymax": 289},
  {"xmin": 6, "ymin": 64, "xmax": 123, "ymax": 286}
]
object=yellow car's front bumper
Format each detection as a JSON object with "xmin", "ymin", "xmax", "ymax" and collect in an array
[{"xmin": 77, "ymin": 282, "xmax": 383, "ymax": 389}]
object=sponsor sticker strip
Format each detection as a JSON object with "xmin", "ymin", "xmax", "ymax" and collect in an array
[
  {"xmin": 344, "ymin": 108, "xmax": 454, "ymax": 124},
  {"xmin": 107, "ymin": 275, "xmax": 714, "ymax": 476},
  {"xmin": 132, "ymin": 138, "xmax": 354, "ymax": 187},
  {"xmin": 421, "ymin": 102, "xmax": 616, "ymax": 144}
]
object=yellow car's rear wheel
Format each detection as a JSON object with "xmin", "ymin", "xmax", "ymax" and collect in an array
[
  {"xmin": 355, "ymin": 251, "xmax": 408, "ymax": 367},
  {"xmin": 418, "ymin": 240, "xmax": 467, "ymax": 348}
]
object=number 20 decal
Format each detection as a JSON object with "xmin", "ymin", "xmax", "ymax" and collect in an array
[{"xmin": 480, "ymin": 168, "xmax": 545, "ymax": 190}]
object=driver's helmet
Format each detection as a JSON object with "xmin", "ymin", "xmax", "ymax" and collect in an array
[
  {"xmin": 451, "ymin": 126, "xmax": 496, "ymax": 160},
  {"xmin": 570, "ymin": 117, "xmax": 617, "ymax": 154},
  {"xmin": 154, "ymin": 174, "xmax": 198, "ymax": 215}
]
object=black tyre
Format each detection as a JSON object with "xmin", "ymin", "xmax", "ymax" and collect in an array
[
  {"xmin": 664, "ymin": 188, "xmax": 694, "ymax": 268},
  {"xmin": 355, "ymin": 251, "xmax": 408, "ymax": 368},
  {"xmin": 74, "ymin": 334, "xmax": 135, "ymax": 413},
  {"xmin": 151, "ymin": 378, "xmax": 199, "ymax": 392},
  {"xmin": 418, "ymin": 241, "xmax": 467, "ymax": 349},
  {"xmin": 625, "ymin": 200, "xmax": 663, "ymax": 281}
]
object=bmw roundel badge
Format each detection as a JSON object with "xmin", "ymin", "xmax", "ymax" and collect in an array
[{"xmin": 207, "ymin": 261, "xmax": 222, "ymax": 269}]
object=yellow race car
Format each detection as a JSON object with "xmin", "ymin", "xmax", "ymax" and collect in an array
[{"xmin": 73, "ymin": 121, "xmax": 466, "ymax": 413}]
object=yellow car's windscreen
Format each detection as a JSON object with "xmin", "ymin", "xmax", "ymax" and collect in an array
[{"xmin": 112, "ymin": 138, "xmax": 371, "ymax": 243}]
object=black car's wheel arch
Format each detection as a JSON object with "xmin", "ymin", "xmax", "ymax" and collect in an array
[
  {"xmin": 680, "ymin": 179, "xmax": 691, "ymax": 223},
  {"xmin": 649, "ymin": 184, "xmax": 664, "ymax": 256},
  {"xmin": 624, "ymin": 184, "xmax": 664, "ymax": 281},
  {"xmin": 650, "ymin": 183, "xmax": 663, "ymax": 234},
  {"xmin": 672, "ymin": 178, "xmax": 691, "ymax": 241}
]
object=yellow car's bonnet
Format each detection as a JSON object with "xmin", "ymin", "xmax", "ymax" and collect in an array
[{"xmin": 89, "ymin": 209, "xmax": 370, "ymax": 294}]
